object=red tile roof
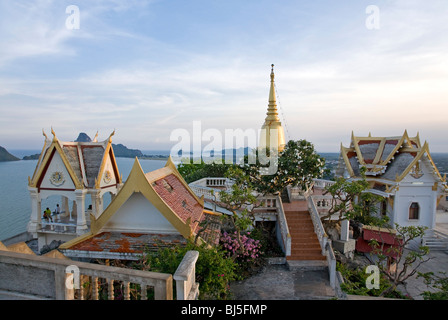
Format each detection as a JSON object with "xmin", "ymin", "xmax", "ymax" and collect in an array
[{"xmin": 152, "ymin": 173, "xmax": 204, "ymax": 234}]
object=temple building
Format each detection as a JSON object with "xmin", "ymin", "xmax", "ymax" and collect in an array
[
  {"xmin": 259, "ymin": 64, "xmax": 286, "ymax": 153},
  {"xmin": 27, "ymin": 129, "xmax": 122, "ymax": 250},
  {"xmin": 335, "ymin": 130, "xmax": 448, "ymax": 229},
  {"xmin": 59, "ymin": 157, "xmax": 221, "ymax": 261}
]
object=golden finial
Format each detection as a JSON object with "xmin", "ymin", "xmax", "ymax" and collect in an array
[
  {"xmin": 42, "ymin": 129, "xmax": 48, "ymax": 140},
  {"xmin": 51, "ymin": 127, "xmax": 57, "ymax": 141},
  {"xmin": 108, "ymin": 129, "xmax": 115, "ymax": 142}
]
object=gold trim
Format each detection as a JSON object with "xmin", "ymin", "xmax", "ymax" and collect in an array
[
  {"xmin": 94, "ymin": 134, "xmax": 121, "ymax": 189},
  {"xmin": 340, "ymin": 145, "xmax": 355, "ymax": 177},
  {"xmin": 29, "ymin": 136, "xmax": 83, "ymax": 189}
]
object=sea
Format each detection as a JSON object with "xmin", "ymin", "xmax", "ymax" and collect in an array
[{"xmin": 0, "ymin": 150, "xmax": 169, "ymax": 241}]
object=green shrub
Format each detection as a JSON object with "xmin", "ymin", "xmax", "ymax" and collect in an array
[
  {"xmin": 336, "ymin": 262, "xmax": 407, "ymax": 299},
  {"xmin": 137, "ymin": 241, "xmax": 238, "ymax": 300}
]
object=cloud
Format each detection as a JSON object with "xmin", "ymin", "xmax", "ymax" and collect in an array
[{"xmin": 1, "ymin": 1, "xmax": 448, "ymax": 153}]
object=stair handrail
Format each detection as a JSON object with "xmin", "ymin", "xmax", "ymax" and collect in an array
[
  {"xmin": 307, "ymin": 196, "xmax": 328, "ymax": 255},
  {"xmin": 275, "ymin": 194, "xmax": 292, "ymax": 257},
  {"xmin": 308, "ymin": 196, "xmax": 341, "ymax": 293}
]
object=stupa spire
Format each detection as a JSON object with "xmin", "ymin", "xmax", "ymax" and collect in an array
[
  {"xmin": 260, "ymin": 64, "xmax": 286, "ymax": 152},
  {"xmin": 265, "ymin": 64, "xmax": 280, "ymax": 122}
]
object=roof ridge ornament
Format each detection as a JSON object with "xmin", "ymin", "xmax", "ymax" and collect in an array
[
  {"xmin": 42, "ymin": 129, "xmax": 49, "ymax": 140},
  {"xmin": 51, "ymin": 127, "xmax": 58, "ymax": 142},
  {"xmin": 108, "ymin": 129, "xmax": 115, "ymax": 142}
]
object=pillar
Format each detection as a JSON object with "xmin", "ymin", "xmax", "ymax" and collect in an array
[
  {"xmin": 63, "ymin": 196, "xmax": 70, "ymax": 218},
  {"xmin": 75, "ymin": 189, "xmax": 88, "ymax": 234},
  {"xmin": 91, "ymin": 190, "xmax": 103, "ymax": 219},
  {"xmin": 340, "ymin": 219, "xmax": 350, "ymax": 241},
  {"xmin": 71, "ymin": 201, "xmax": 76, "ymax": 221},
  {"xmin": 27, "ymin": 187, "xmax": 41, "ymax": 234}
]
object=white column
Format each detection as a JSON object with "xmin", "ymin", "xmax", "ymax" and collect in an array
[
  {"xmin": 71, "ymin": 200, "xmax": 76, "ymax": 221},
  {"xmin": 63, "ymin": 196, "xmax": 70, "ymax": 218},
  {"xmin": 27, "ymin": 187, "xmax": 41, "ymax": 234},
  {"xmin": 91, "ymin": 190, "xmax": 103, "ymax": 219},
  {"xmin": 340, "ymin": 219, "xmax": 350, "ymax": 241},
  {"xmin": 75, "ymin": 189, "xmax": 88, "ymax": 234}
]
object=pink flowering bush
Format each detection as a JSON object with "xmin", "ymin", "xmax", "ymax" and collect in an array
[{"xmin": 220, "ymin": 231, "xmax": 262, "ymax": 263}]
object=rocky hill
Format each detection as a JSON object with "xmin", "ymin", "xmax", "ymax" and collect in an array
[
  {"xmin": 112, "ymin": 143, "xmax": 144, "ymax": 158},
  {"xmin": 0, "ymin": 146, "xmax": 20, "ymax": 162},
  {"xmin": 75, "ymin": 132, "xmax": 143, "ymax": 158},
  {"xmin": 74, "ymin": 132, "xmax": 92, "ymax": 142}
]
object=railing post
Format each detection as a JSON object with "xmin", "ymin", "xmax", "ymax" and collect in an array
[
  {"xmin": 92, "ymin": 276, "xmax": 99, "ymax": 300},
  {"xmin": 140, "ymin": 284, "xmax": 147, "ymax": 300},
  {"xmin": 108, "ymin": 279, "xmax": 114, "ymax": 300},
  {"xmin": 174, "ymin": 250, "xmax": 199, "ymax": 300},
  {"xmin": 154, "ymin": 277, "xmax": 173, "ymax": 300},
  {"xmin": 123, "ymin": 281, "xmax": 130, "ymax": 300},
  {"xmin": 54, "ymin": 266, "xmax": 69, "ymax": 300}
]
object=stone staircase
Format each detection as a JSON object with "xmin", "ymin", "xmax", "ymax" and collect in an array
[
  {"xmin": 422, "ymin": 229, "xmax": 448, "ymax": 251},
  {"xmin": 285, "ymin": 209, "xmax": 326, "ymax": 261}
]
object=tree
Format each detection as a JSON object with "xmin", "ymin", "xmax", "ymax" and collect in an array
[
  {"xmin": 177, "ymin": 158, "xmax": 230, "ymax": 183},
  {"xmin": 368, "ymin": 224, "xmax": 430, "ymax": 297},
  {"xmin": 323, "ymin": 167, "xmax": 388, "ymax": 228},
  {"xmin": 239, "ymin": 140, "xmax": 326, "ymax": 195},
  {"xmin": 217, "ymin": 166, "xmax": 258, "ymax": 258}
]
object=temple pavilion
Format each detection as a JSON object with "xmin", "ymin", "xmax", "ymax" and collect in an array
[
  {"xmin": 335, "ymin": 130, "xmax": 448, "ymax": 229},
  {"xmin": 27, "ymin": 129, "xmax": 122, "ymax": 250}
]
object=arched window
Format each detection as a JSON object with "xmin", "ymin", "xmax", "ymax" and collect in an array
[{"xmin": 409, "ymin": 202, "xmax": 419, "ymax": 220}]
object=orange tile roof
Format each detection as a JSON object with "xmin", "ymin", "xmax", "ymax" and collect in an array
[{"xmin": 152, "ymin": 173, "xmax": 204, "ymax": 233}]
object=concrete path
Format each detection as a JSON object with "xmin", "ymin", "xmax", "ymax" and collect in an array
[
  {"xmin": 229, "ymin": 263, "xmax": 336, "ymax": 300},
  {"xmin": 230, "ymin": 225, "xmax": 448, "ymax": 301}
]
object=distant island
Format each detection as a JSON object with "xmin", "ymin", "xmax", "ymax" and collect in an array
[
  {"xmin": 20, "ymin": 132, "xmax": 169, "ymax": 161},
  {"xmin": 0, "ymin": 146, "xmax": 20, "ymax": 162}
]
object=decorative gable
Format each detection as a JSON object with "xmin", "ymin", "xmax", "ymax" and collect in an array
[
  {"xmin": 338, "ymin": 131, "xmax": 444, "ymax": 183},
  {"xmin": 39, "ymin": 150, "xmax": 76, "ymax": 190},
  {"xmin": 29, "ymin": 129, "xmax": 121, "ymax": 191}
]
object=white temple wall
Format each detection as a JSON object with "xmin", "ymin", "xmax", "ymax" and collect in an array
[{"xmin": 102, "ymin": 192, "xmax": 179, "ymax": 234}]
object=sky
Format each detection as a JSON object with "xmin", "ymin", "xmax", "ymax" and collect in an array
[{"xmin": 0, "ymin": 0, "xmax": 447, "ymax": 153}]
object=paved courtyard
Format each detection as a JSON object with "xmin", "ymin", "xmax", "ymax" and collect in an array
[
  {"xmin": 230, "ymin": 225, "xmax": 448, "ymax": 301},
  {"xmin": 230, "ymin": 263, "xmax": 336, "ymax": 300}
]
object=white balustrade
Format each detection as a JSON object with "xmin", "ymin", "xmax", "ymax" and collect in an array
[{"xmin": 0, "ymin": 249, "xmax": 200, "ymax": 300}]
